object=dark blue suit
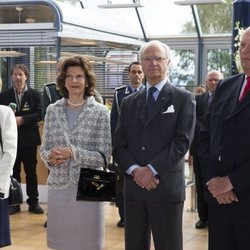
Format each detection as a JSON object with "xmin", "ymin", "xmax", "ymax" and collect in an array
[
  {"xmin": 111, "ymin": 85, "xmax": 136, "ymax": 137},
  {"xmin": 199, "ymin": 74, "xmax": 250, "ymax": 250},
  {"xmin": 114, "ymin": 83, "xmax": 195, "ymax": 250}
]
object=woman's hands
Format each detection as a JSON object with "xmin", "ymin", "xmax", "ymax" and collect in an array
[{"xmin": 48, "ymin": 147, "xmax": 73, "ymax": 166}]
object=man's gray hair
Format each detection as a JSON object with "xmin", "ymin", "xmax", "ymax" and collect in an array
[{"xmin": 139, "ymin": 40, "xmax": 171, "ymax": 61}]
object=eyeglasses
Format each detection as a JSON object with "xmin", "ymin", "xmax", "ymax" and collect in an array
[
  {"xmin": 207, "ymin": 78, "xmax": 220, "ymax": 82},
  {"xmin": 142, "ymin": 56, "xmax": 167, "ymax": 63},
  {"xmin": 65, "ymin": 75, "xmax": 85, "ymax": 81}
]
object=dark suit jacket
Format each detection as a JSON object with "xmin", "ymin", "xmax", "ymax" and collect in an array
[
  {"xmin": 113, "ymin": 83, "xmax": 196, "ymax": 203},
  {"xmin": 0, "ymin": 87, "xmax": 42, "ymax": 147},
  {"xmin": 189, "ymin": 92, "xmax": 209, "ymax": 164},
  {"xmin": 199, "ymin": 73, "xmax": 250, "ymax": 202},
  {"xmin": 110, "ymin": 85, "xmax": 134, "ymax": 137},
  {"xmin": 42, "ymin": 82, "xmax": 62, "ymax": 119}
]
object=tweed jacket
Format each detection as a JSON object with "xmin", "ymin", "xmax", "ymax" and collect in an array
[
  {"xmin": 0, "ymin": 105, "xmax": 17, "ymax": 199},
  {"xmin": 40, "ymin": 96, "xmax": 112, "ymax": 190}
]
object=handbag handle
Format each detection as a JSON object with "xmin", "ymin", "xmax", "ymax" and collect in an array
[{"xmin": 98, "ymin": 151, "xmax": 108, "ymax": 170}]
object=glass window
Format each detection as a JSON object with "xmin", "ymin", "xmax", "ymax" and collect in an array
[
  {"xmin": 207, "ymin": 48, "xmax": 231, "ymax": 78},
  {"xmin": 170, "ymin": 49, "xmax": 196, "ymax": 92},
  {"xmin": 0, "ymin": 4, "xmax": 55, "ymax": 24}
]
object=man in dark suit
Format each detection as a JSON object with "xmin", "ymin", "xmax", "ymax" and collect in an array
[
  {"xmin": 199, "ymin": 27, "xmax": 250, "ymax": 250},
  {"xmin": 114, "ymin": 40, "xmax": 196, "ymax": 250},
  {"xmin": 110, "ymin": 61, "xmax": 144, "ymax": 227},
  {"xmin": 0, "ymin": 64, "xmax": 43, "ymax": 215},
  {"xmin": 190, "ymin": 70, "xmax": 223, "ymax": 229}
]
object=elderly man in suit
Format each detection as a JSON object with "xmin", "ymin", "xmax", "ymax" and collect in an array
[
  {"xmin": 114, "ymin": 40, "xmax": 196, "ymax": 250},
  {"xmin": 199, "ymin": 27, "xmax": 250, "ymax": 250},
  {"xmin": 0, "ymin": 64, "xmax": 43, "ymax": 215},
  {"xmin": 190, "ymin": 70, "xmax": 223, "ymax": 229}
]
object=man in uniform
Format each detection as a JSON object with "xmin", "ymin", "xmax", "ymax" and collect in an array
[
  {"xmin": 110, "ymin": 61, "xmax": 144, "ymax": 227},
  {"xmin": 42, "ymin": 58, "xmax": 65, "ymax": 119}
]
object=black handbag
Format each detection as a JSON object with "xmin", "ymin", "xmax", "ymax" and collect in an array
[
  {"xmin": 76, "ymin": 152, "xmax": 117, "ymax": 202},
  {"xmin": 9, "ymin": 176, "xmax": 23, "ymax": 206}
]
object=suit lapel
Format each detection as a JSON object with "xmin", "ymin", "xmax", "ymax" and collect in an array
[
  {"xmin": 145, "ymin": 83, "xmax": 172, "ymax": 125},
  {"xmin": 226, "ymin": 75, "xmax": 247, "ymax": 119},
  {"xmin": 228, "ymin": 93, "xmax": 250, "ymax": 119},
  {"xmin": 138, "ymin": 89, "xmax": 148, "ymax": 126}
]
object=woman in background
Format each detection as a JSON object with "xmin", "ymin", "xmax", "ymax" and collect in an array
[
  {"xmin": 40, "ymin": 55, "xmax": 111, "ymax": 250},
  {"xmin": 0, "ymin": 105, "xmax": 17, "ymax": 248}
]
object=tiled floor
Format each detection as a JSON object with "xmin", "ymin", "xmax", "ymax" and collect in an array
[{"xmin": 5, "ymin": 186, "xmax": 208, "ymax": 250}]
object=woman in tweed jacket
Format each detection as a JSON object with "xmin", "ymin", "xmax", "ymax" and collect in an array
[{"xmin": 40, "ymin": 56, "xmax": 111, "ymax": 250}]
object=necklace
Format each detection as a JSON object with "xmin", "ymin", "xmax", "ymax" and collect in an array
[{"xmin": 67, "ymin": 99, "xmax": 85, "ymax": 107}]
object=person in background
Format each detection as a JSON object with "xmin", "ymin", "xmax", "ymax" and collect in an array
[
  {"xmin": 114, "ymin": 40, "xmax": 195, "ymax": 250},
  {"xmin": 0, "ymin": 105, "xmax": 17, "ymax": 248},
  {"xmin": 199, "ymin": 27, "xmax": 250, "ymax": 250},
  {"xmin": 40, "ymin": 55, "xmax": 111, "ymax": 250},
  {"xmin": 187, "ymin": 84, "xmax": 207, "ymax": 185},
  {"xmin": 0, "ymin": 64, "xmax": 43, "ymax": 215},
  {"xmin": 110, "ymin": 61, "xmax": 144, "ymax": 228},
  {"xmin": 189, "ymin": 70, "xmax": 223, "ymax": 229},
  {"xmin": 194, "ymin": 84, "xmax": 206, "ymax": 95},
  {"xmin": 42, "ymin": 57, "xmax": 66, "ymax": 119}
]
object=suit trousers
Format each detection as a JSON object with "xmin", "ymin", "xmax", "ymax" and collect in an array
[
  {"xmin": 13, "ymin": 146, "xmax": 39, "ymax": 206},
  {"xmin": 0, "ymin": 198, "xmax": 11, "ymax": 247},
  {"xmin": 125, "ymin": 198, "xmax": 184, "ymax": 250},
  {"xmin": 208, "ymin": 200, "xmax": 250, "ymax": 250},
  {"xmin": 193, "ymin": 152, "xmax": 208, "ymax": 221}
]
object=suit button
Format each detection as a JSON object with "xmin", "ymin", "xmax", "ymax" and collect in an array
[{"xmin": 141, "ymin": 146, "xmax": 146, "ymax": 151}]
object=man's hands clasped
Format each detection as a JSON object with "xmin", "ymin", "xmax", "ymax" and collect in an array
[
  {"xmin": 132, "ymin": 166, "xmax": 160, "ymax": 191},
  {"xmin": 206, "ymin": 176, "xmax": 238, "ymax": 205}
]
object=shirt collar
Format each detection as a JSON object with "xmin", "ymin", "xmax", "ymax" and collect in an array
[
  {"xmin": 14, "ymin": 84, "xmax": 28, "ymax": 95},
  {"xmin": 129, "ymin": 83, "xmax": 144, "ymax": 92},
  {"xmin": 146, "ymin": 78, "xmax": 168, "ymax": 92}
]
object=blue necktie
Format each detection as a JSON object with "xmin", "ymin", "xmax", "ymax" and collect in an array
[{"xmin": 147, "ymin": 87, "xmax": 157, "ymax": 112}]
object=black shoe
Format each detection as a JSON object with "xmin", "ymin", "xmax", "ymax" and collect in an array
[
  {"xmin": 195, "ymin": 220, "xmax": 208, "ymax": 229},
  {"xmin": 28, "ymin": 204, "xmax": 44, "ymax": 214},
  {"xmin": 9, "ymin": 205, "xmax": 21, "ymax": 215},
  {"xmin": 44, "ymin": 220, "xmax": 47, "ymax": 228},
  {"xmin": 117, "ymin": 219, "xmax": 125, "ymax": 228}
]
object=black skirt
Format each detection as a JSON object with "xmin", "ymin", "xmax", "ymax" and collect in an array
[{"xmin": 0, "ymin": 198, "xmax": 11, "ymax": 248}]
